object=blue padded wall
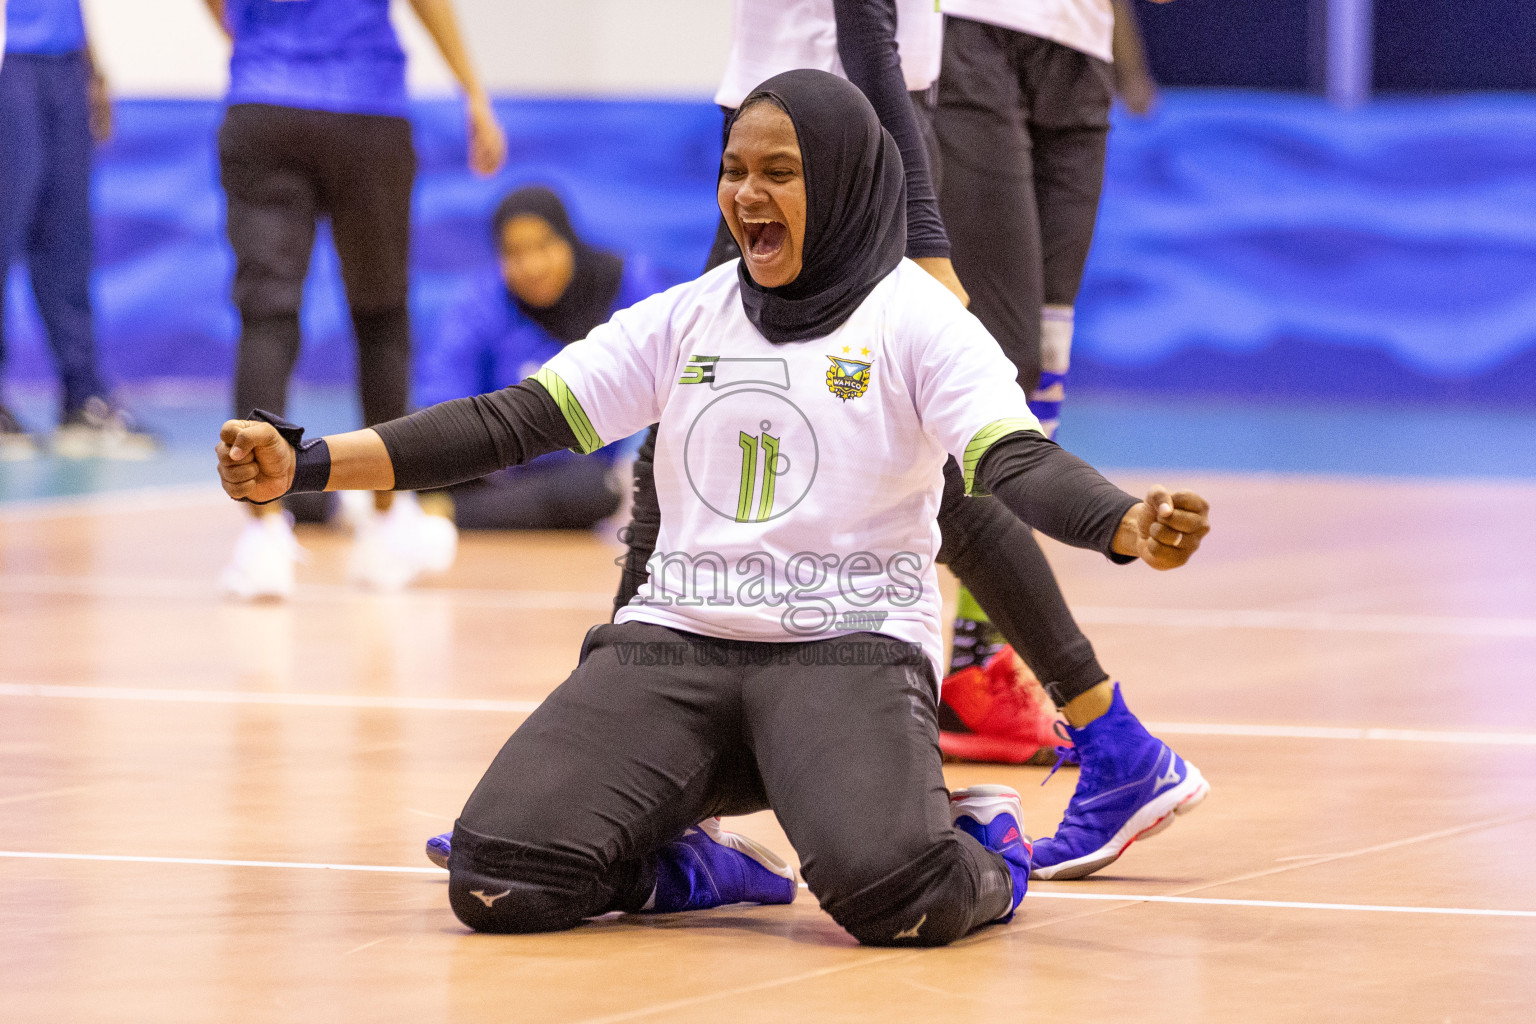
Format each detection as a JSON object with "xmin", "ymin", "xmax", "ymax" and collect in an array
[
  {"xmin": 1076, "ymin": 92, "xmax": 1536, "ymax": 402},
  {"xmin": 5, "ymin": 92, "xmax": 1535, "ymax": 404}
]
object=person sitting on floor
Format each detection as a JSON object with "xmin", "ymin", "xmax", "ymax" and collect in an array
[{"xmin": 414, "ymin": 186, "xmax": 668, "ymax": 530}]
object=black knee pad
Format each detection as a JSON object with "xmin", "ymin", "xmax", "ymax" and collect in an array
[
  {"xmin": 820, "ymin": 840, "xmax": 985, "ymax": 948},
  {"xmin": 447, "ymin": 868, "xmax": 585, "ymax": 935},
  {"xmin": 446, "ymin": 823, "xmax": 603, "ymax": 935}
]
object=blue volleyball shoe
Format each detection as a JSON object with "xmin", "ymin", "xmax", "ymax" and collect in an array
[
  {"xmin": 644, "ymin": 818, "xmax": 799, "ymax": 913},
  {"xmin": 426, "ymin": 832, "xmax": 452, "ymax": 869},
  {"xmin": 1029, "ymin": 683, "xmax": 1209, "ymax": 881},
  {"xmin": 949, "ymin": 785, "xmax": 1032, "ymax": 921},
  {"xmin": 426, "ymin": 819, "xmax": 796, "ymax": 910}
]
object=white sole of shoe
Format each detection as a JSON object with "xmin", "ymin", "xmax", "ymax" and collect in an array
[
  {"xmin": 0, "ymin": 433, "xmax": 40, "ymax": 460},
  {"xmin": 697, "ymin": 818, "xmax": 800, "ymax": 888},
  {"xmin": 1030, "ymin": 761, "xmax": 1210, "ymax": 881},
  {"xmin": 51, "ymin": 429, "xmax": 157, "ymax": 461},
  {"xmin": 219, "ymin": 569, "xmax": 295, "ymax": 602},
  {"xmin": 948, "ymin": 784, "xmax": 1025, "ymax": 828}
]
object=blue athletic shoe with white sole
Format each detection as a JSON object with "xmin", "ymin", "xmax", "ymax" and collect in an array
[
  {"xmin": 1029, "ymin": 683, "xmax": 1209, "ymax": 881},
  {"xmin": 950, "ymin": 784, "xmax": 1031, "ymax": 921},
  {"xmin": 426, "ymin": 832, "xmax": 452, "ymax": 869},
  {"xmin": 645, "ymin": 818, "xmax": 799, "ymax": 912},
  {"xmin": 426, "ymin": 819, "xmax": 795, "ymax": 912}
]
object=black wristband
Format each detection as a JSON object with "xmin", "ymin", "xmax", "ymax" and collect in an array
[
  {"xmin": 241, "ymin": 409, "xmax": 331, "ymax": 504},
  {"xmin": 289, "ymin": 437, "xmax": 331, "ymax": 496}
]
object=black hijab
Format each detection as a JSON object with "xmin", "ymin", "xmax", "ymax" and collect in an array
[
  {"xmin": 728, "ymin": 69, "xmax": 907, "ymax": 344},
  {"xmin": 493, "ymin": 186, "xmax": 625, "ymax": 344}
]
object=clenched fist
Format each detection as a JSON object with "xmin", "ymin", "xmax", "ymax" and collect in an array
[
  {"xmin": 1112, "ymin": 486, "xmax": 1211, "ymax": 570},
  {"xmin": 216, "ymin": 420, "xmax": 295, "ymax": 504}
]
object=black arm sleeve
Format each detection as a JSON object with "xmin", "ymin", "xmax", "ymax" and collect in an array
[
  {"xmin": 834, "ymin": 0, "xmax": 950, "ymax": 260},
  {"xmin": 976, "ymin": 430, "xmax": 1141, "ymax": 564},
  {"xmin": 372, "ymin": 380, "xmax": 578, "ymax": 493}
]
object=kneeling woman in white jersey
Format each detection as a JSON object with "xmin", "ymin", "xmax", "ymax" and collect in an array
[{"xmin": 215, "ymin": 69, "xmax": 1209, "ymax": 946}]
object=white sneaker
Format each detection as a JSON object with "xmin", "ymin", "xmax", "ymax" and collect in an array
[
  {"xmin": 0, "ymin": 432, "xmax": 39, "ymax": 462},
  {"xmin": 0, "ymin": 404, "xmax": 39, "ymax": 461},
  {"xmin": 347, "ymin": 497, "xmax": 422, "ymax": 592},
  {"xmin": 415, "ymin": 510, "xmax": 459, "ymax": 575},
  {"xmin": 221, "ymin": 512, "xmax": 302, "ymax": 600},
  {"xmin": 52, "ymin": 396, "xmax": 158, "ymax": 460},
  {"xmin": 335, "ymin": 490, "xmax": 374, "ymax": 533}
]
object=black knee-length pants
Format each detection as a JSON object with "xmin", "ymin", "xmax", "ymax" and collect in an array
[
  {"xmin": 219, "ymin": 102, "xmax": 414, "ymax": 427},
  {"xmin": 936, "ymin": 18, "xmax": 1114, "ymax": 393},
  {"xmin": 448, "ymin": 622, "xmax": 1015, "ymax": 946}
]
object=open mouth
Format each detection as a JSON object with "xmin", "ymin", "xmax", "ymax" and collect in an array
[{"xmin": 741, "ymin": 217, "xmax": 787, "ymax": 260}]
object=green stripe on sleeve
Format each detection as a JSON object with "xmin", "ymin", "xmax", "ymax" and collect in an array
[
  {"xmin": 963, "ymin": 416, "xmax": 1043, "ymax": 495},
  {"xmin": 531, "ymin": 367, "xmax": 603, "ymax": 455}
]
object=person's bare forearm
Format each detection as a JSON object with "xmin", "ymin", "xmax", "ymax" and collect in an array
[
  {"xmin": 1110, "ymin": 0, "xmax": 1151, "ymax": 82},
  {"xmin": 201, "ymin": 0, "xmax": 229, "ymax": 38},
  {"xmin": 323, "ymin": 429, "xmax": 396, "ymax": 491},
  {"xmin": 81, "ymin": 18, "xmax": 111, "ymax": 141},
  {"xmin": 913, "ymin": 256, "xmax": 969, "ymax": 307},
  {"xmin": 406, "ymin": 0, "xmax": 489, "ymax": 104}
]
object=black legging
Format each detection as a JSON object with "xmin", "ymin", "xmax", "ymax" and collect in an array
[
  {"xmin": 934, "ymin": 18, "xmax": 1113, "ymax": 392},
  {"xmin": 449, "ymin": 622, "xmax": 1014, "ymax": 946},
  {"xmin": 220, "ymin": 103, "xmax": 415, "ymax": 427},
  {"xmin": 445, "ymin": 458, "xmax": 620, "ymax": 531}
]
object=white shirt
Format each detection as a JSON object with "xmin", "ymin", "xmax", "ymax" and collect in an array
[
  {"xmin": 539, "ymin": 260, "xmax": 1040, "ymax": 678},
  {"xmin": 941, "ymin": 0, "xmax": 1114, "ymax": 64},
  {"xmin": 715, "ymin": 0, "xmax": 944, "ymax": 109}
]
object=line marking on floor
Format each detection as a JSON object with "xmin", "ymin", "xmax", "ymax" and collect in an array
[
  {"xmin": 0, "ymin": 682, "xmax": 542, "ymax": 714},
  {"xmin": 3, "ymin": 681, "xmax": 1534, "ymax": 746},
  {"xmin": 1070, "ymin": 605, "xmax": 1536, "ymax": 639},
  {"xmin": 1025, "ymin": 891, "xmax": 1536, "ymax": 918},
  {"xmin": 2, "ymin": 849, "xmax": 1530, "ymax": 920},
  {"xmin": 0, "ymin": 574, "xmax": 614, "ymax": 611},
  {"xmin": 0, "ymin": 850, "xmax": 440, "ymax": 874},
  {"xmin": 1015, "ymin": 809, "xmax": 1536, "ymax": 940},
  {"xmin": 1142, "ymin": 721, "xmax": 1536, "ymax": 746},
  {"xmin": 4, "ymin": 574, "xmax": 1535, "ymax": 638}
]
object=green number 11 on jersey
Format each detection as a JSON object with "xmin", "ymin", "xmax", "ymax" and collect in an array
[{"xmin": 736, "ymin": 431, "xmax": 781, "ymax": 522}]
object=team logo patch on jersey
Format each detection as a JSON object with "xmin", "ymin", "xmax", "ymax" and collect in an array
[
  {"xmin": 679, "ymin": 355, "xmax": 719, "ymax": 385},
  {"xmin": 826, "ymin": 356, "xmax": 872, "ymax": 401}
]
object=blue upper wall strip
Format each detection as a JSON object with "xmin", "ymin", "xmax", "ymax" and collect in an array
[{"xmin": 4, "ymin": 92, "xmax": 1535, "ymax": 404}]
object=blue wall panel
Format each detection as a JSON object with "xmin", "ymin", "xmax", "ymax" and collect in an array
[
  {"xmin": 1075, "ymin": 92, "xmax": 1536, "ymax": 402},
  {"xmin": 5, "ymin": 92, "xmax": 1535, "ymax": 405}
]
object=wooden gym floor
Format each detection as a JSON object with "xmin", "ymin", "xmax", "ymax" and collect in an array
[{"xmin": 2, "ymin": 472, "xmax": 1534, "ymax": 1022}]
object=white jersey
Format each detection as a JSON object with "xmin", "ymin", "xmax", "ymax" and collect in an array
[
  {"xmin": 941, "ymin": 0, "xmax": 1113, "ymax": 64},
  {"xmin": 538, "ymin": 260, "xmax": 1039, "ymax": 679},
  {"xmin": 715, "ymin": 0, "xmax": 945, "ymax": 109}
]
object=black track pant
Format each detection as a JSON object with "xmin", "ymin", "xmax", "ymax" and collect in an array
[
  {"xmin": 444, "ymin": 458, "xmax": 621, "ymax": 531},
  {"xmin": 935, "ymin": 18, "xmax": 1112, "ymax": 392},
  {"xmin": 219, "ymin": 103, "xmax": 415, "ymax": 427},
  {"xmin": 449, "ymin": 622, "xmax": 1015, "ymax": 946}
]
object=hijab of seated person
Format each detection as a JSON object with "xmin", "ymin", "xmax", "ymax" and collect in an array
[{"xmin": 416, "ymin": 186, "xmax": 670, "ymax": 530}]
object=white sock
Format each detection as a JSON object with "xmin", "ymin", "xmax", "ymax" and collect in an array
[{"xmin": 1030, "ymin": 305, "xmax": 1073, "ymax": 441}]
